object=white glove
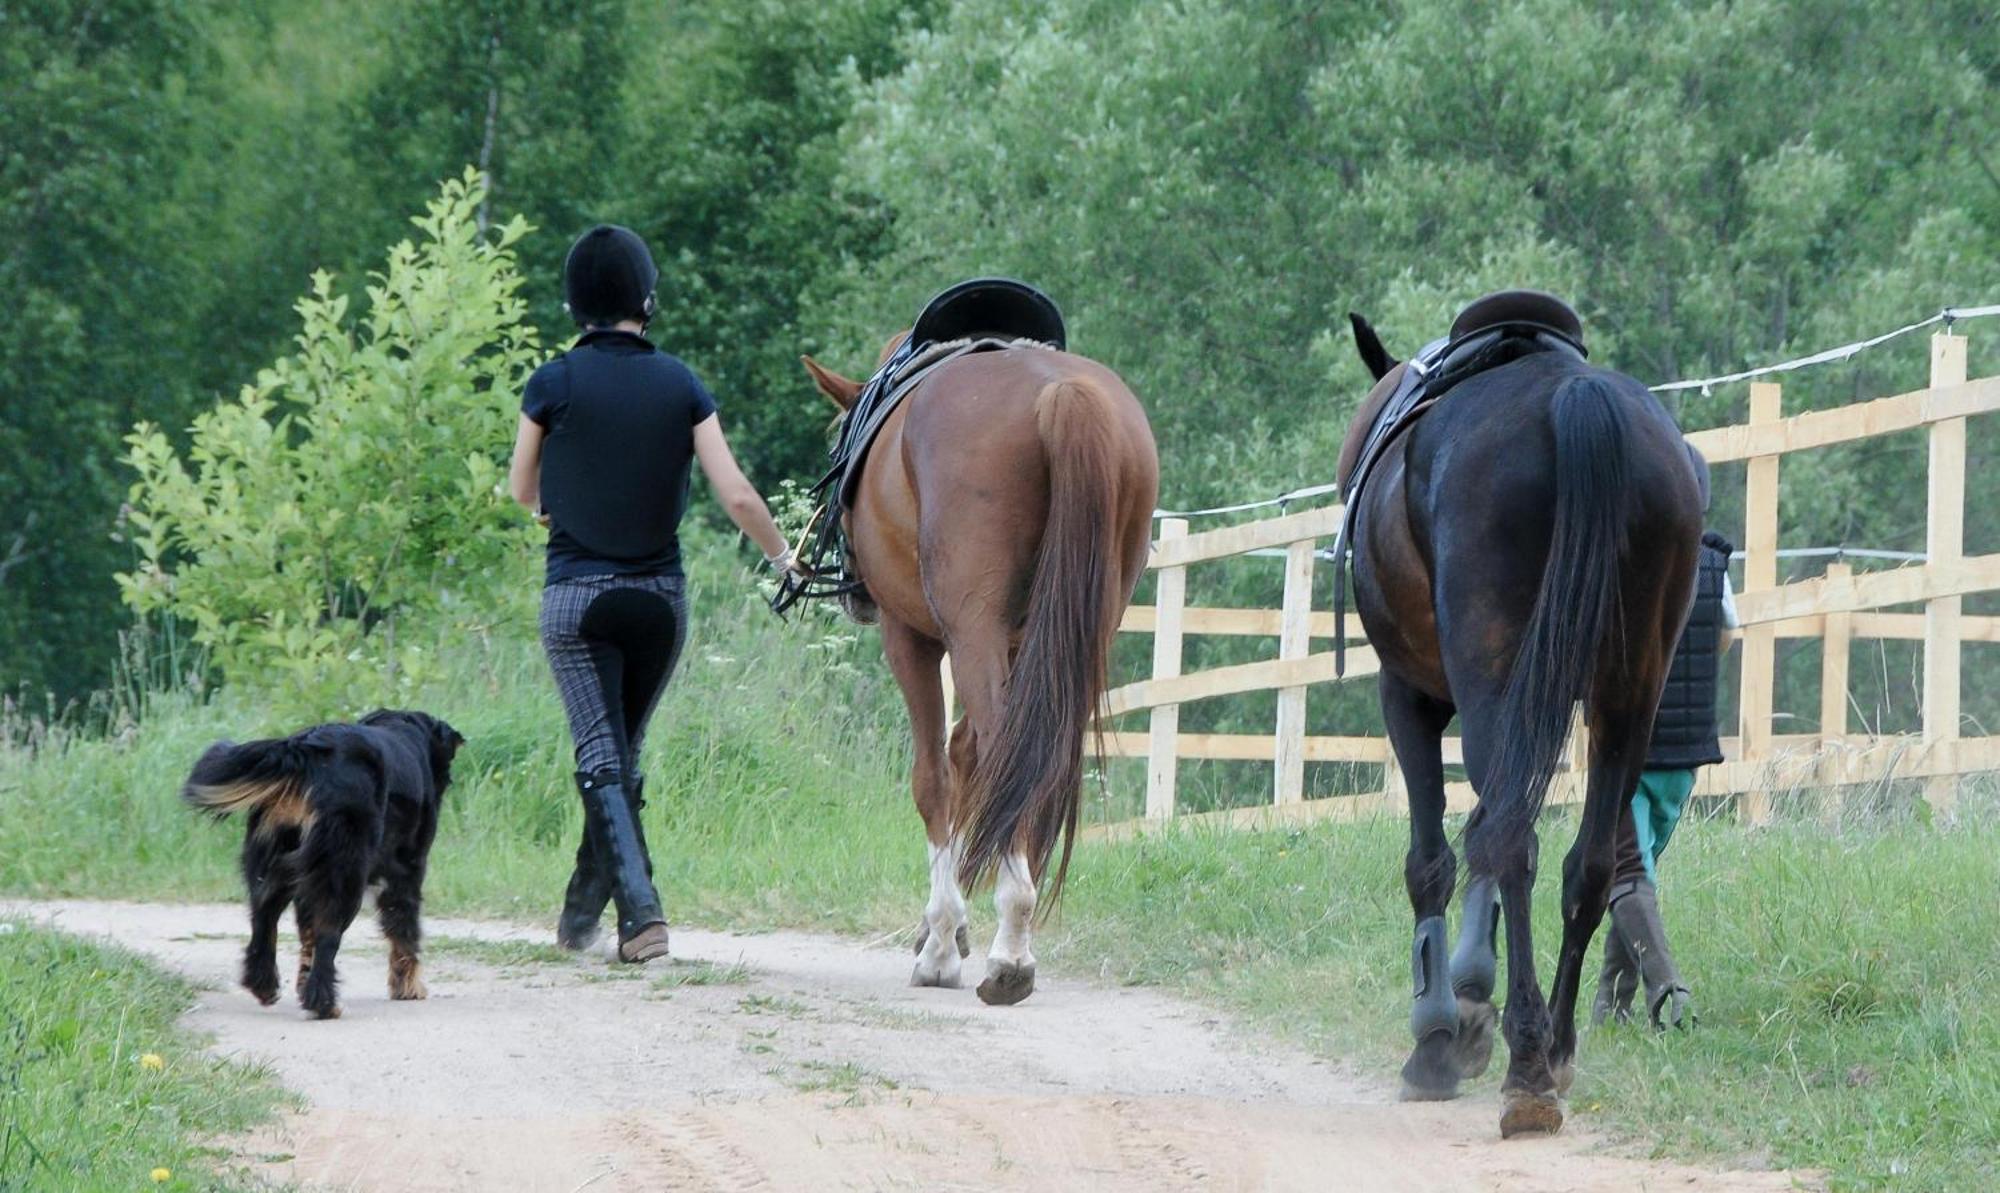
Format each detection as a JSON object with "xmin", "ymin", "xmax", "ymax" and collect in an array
[{"xmin": 765, "ymin": 543, "xmax": 809, "ymax": 578}]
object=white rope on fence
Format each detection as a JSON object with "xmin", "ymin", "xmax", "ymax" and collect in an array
[
  {"xmin": 1235, "ymin": 545, "xmax": 1930, "ymax": 565},
  {"xmin": 1649, "ymin": 303, "xmax": 2000, "ymax": 394},
  {"xmin": 1155, "ymin": 303, "xmax": 2000, "ymax": 521}
]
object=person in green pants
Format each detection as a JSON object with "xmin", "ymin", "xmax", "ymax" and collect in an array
[{"xmin": 1594, "ymin": 528, "xmax": 1738, "ymax": 1030}]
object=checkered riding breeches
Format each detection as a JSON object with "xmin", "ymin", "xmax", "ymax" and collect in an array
[{"xmin": 539, "ymin": 573, "xmax": 689, "ymax": 779}]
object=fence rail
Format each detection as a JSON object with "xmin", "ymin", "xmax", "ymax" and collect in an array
[{"xmin": 1075, "ymin": 331, "xmax": 1997, "ymax": 837}]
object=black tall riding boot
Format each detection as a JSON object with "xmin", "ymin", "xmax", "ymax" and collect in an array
[
  {"xmin": 555, "ymin": 776, "xmax": 647, "ymax": 951},
  {"xmin": 1591, "ymin": 917, "xmax": 1639, "ymax": 1025},
  {"xmin": 575, "ymin": 770, "xmax": 668, "ymax": 962},
  {"xmin": 1609, "ymin": 881, "xmax": 1692, "ymax": 1030}
]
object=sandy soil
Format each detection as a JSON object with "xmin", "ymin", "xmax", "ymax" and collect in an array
[{"xmin": 9, "ymin": 899, "xmax": 1813, "ymax": 1192}]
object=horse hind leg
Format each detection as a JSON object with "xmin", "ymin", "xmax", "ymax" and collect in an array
[
  {"xmin": 1494, "ymin": 829, "xmax": 1565, "ymax": 1137},
  {"xmin": 978, "ymin": 851, "xmax": 1037, "ymax": 1006},
  {"xmin": 1381, "ymin": 674, "xmax": 1466, "ymax": 1100},
  {"xmin": 880, "ymin": 617, "xmax": 968, "ymax": 988}
]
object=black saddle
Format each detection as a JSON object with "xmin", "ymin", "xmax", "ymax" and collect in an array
[
  {"xmin": 912, "ymin": 277, "xmax": 1067, "ymax": 350},
  {"xmin": 1329, "ymin": 289, "xmax": 1589, "ymax": 672},
  {"xmin": 770, "ymin": 279, "xmax": 1065, "ymax": 617}
]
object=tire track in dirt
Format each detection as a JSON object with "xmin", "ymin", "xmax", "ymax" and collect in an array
[{"xmin": 8, "ymin": 899, "xmax": 1817, "ymax": 1192}]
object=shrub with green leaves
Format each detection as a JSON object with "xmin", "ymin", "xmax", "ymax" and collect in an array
[{"xmin": 118, "ymin": 170, "xmax": 543, "ymax": 706}]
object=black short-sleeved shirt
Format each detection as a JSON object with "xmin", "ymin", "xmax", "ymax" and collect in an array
[{"xmin": 522, "ymin": 329, "xmax": 718, "ymax": 584}]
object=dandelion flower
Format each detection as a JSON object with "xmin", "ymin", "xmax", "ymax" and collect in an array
[
  {"xmin": 151, "ymin": 1168, "xmax": 171, "ymax": 1182},
  {"xmin": 139, "ymin": 1053, "xmax": 165, "ymax": 1071}
]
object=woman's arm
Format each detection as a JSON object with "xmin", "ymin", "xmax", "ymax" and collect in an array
[
  {"xmin": 692, "ymin": 413, "xmax": 793, "ymax": 563},
  {"xmin": 509, "ymin": 414, "xmax": 545, "ymax": 513}
]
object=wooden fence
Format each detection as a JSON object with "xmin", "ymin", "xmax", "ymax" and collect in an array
[{"xmin": 1077, "ymin": 331, "xmax": 1999, "ymax": 838}]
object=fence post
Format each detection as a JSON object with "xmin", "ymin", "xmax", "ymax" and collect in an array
[
  {"xmin": 1924, "ymin": 332, "xmax": 1967, "ymax": 821},
  {"xmin": 1818, "ymin": 562, "xmax": 1851, "ymax": 825},
  {"xmin": 1146, "ymin": 518, "xmax": 1189, "ymax": 820},
  {"xmin": 939, "ymin": 655, "xmax": 955, "ymax": 747},
  {"xmin": 1272, "ymin": 537, "xmax": 1315, "ymax": 806},
  {"xmin": 1738, "ymin": 381, "xmax": 1781, "ymax": 826},
  {"xmin": 1564, "ymin": 703, "xmax": 1591, "ymax": 806}
]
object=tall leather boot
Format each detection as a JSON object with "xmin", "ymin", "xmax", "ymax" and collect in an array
[
  {"xmin": 555, "ymin": 776, "xmax": 647, "ymax": 951},
  {"xmin": 575, "ymin": 770, "xmax": 668, "ymax": 962},
  {"xmin": 1591, "ymin": 917, "xmax": 1639, "ymax": 1025},
  {"xmin": 1609, "ymin": 881, "xmax": 1692, "ymax": 1030}
]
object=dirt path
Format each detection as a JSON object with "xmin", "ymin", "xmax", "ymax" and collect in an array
[{"xmin": 10, "ymin": 899, "xmax": 1809, "ymax": 1192}]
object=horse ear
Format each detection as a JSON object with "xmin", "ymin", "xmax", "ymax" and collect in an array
[
  {"xmin": 1349, "ymin": 312, "xmax": 1397, "ymax": 382},
  {"xmin": 801, "ymin": 355, "xmax": 863, "ymax": 411}
]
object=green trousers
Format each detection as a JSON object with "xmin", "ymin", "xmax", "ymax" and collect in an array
[{"xmin": 1631, "ymin": 768, "xmax": 1696, "ymax": 884}]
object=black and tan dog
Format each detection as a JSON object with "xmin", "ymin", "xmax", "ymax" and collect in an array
[{"xmin": 182, "ymin": 710, "xmax": 465, "ymax": 1019}]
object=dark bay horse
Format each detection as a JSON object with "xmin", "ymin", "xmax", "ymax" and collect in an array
[
  {"xmin": 1345, "ymin": 313, "xmax": 1703, "ymax": 1136},
  {"xmin": 802, "ymin": 339, "xmax": 1158, "ymax": 1005}
]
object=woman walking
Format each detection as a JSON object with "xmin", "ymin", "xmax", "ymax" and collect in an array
[{"xmin": 509, "ymin": 225, "xmax": 803, "ymax": 962}]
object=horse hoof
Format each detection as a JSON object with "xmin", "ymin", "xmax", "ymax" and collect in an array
[
  {"xmin": 1452, "ymin": 996, "xmax": 1497, "ymax": 1080},
  {"xmin": 1399, "ymin": 1030, "xmax": 1462, "ymax": 1102},
  {"xmin": 910, "ymin": 962, "xmax": 962, "ymax": 989},
  {"xmin": 309, "ymin": 1004, "xmax": 342, "ymax": 1021},
  {"xmin": 977, "ymin": 961, "xmax": 1036, "ymax": 1006},
  {"xmin": 1398, "ymin": 1076, "xmax": 1460, "ymax": 1102},
  {"xmin": 1499, "ymin": 1088, "xmax": 1565, "ymax": 1138}
]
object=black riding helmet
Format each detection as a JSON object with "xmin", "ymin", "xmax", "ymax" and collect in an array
[{"xmin": 563, "ymin": 224, "xmax": 659, "ymax": 327}]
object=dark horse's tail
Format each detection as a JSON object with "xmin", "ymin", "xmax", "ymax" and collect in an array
[
  {"xmin": 1466, "ymin": 375, "xmax": 1630, "ymax": 875},
  {"xmin": 957, "ymin": 377, "xmax": 1128, "ymax": 902}
]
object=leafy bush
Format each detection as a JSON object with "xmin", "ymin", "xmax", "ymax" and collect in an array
[{"xmin": 119, "ymin": 170, "xmax": 543, "ymax": 705}]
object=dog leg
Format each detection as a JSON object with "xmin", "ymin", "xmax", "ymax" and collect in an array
[
  {"xmin": 296, "ymin": 813, "xmax": 369, "ymax": 1021},
  {"xmin": 378, "ymin": 859, "xmax": 428, "ymax": 1001},
  {"xmin": 241, "ymin": 838, "xmax": 289, "ymax": 1007},
  {"xmin": 295, "ymin": 918, "xmax": 316, "ymax": 1001}
]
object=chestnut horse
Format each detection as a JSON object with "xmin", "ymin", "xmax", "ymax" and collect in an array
[
  {"xmin": 801, "ymin": 338, "xmax": 1157, "ymax": 1005},
  {"xmin": 1346, "ymin": 314, "xmax": 1703, "ymax": 1136}
]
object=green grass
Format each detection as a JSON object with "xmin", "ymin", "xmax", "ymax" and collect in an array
[
  {"xmin": 2, "ymin": 539, "xmax": 1995, "ymax": 1189},
  {"xmin": 0, "ymin": 922, "xmax": 289, "ymax": 1191},
  {"xmin": 653, "ymin": 959, "xmax": 757, "ymax": 989},
  {"xmin": 791, "ymin": 1058, "xmax": 899, "ymax": 1097},
  {"xmin": 1054, "ymin": 809, "xmax": 1999, "ymax": 1191}
]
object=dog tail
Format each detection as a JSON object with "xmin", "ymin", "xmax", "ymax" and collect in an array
[{"xmin": 181, "ymin": 738, "xmax": 317, "ymax": 829}]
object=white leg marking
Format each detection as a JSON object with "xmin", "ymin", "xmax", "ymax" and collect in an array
[
  {"xmin": 987, "ymin": 852, "xmax": 1037, "ymax": 969},
  {"xmin": 913, "ymin": 838, "xmax": 967, "ymax": 986}
]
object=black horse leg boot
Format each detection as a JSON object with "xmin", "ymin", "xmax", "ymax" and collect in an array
[
  {"xmin": 575, "ymin": 770, "xmax": 668, "ymax": 962},
  {"xmin": 555, "ymin": 776, "xmax": 646, "ymax": 950},
  {"xmin": 1609, "ymin": 880, "xmax": 1692, "ymax": 1030}
]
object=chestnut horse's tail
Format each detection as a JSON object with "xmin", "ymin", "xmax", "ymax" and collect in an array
[
  {"xmin": 1466, "ymin": 374, "xmax": 1631, "ymax": 876},
  {"xmin": 957, "ymin": 376, "xmax": 1127, "ymax": 901}
]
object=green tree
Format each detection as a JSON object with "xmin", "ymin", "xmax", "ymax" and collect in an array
[
  {"xmin": 120, "ymin": 173, "xmax": 541, "ymax": 704},
  {"xmin": 0, "ymin": 0, "xmax": 209, "ymax": 697}
]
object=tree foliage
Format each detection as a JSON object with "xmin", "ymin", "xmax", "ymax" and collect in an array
[
  {"xmin": 119, "ymin": 174, "xmax": 540, "ymax": 702},
  {"xmin": 3, "ymin": 0, "xmax": 1997, "ymax": 708}
]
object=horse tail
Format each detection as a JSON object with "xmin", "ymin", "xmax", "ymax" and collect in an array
[
  {"xmin": 1466, "ymin": 374, "xmax": 1630, "ymax": 875},
  {"xmin": 957, "ymin": 376, "xmax": 1127, "ymax": 903}
]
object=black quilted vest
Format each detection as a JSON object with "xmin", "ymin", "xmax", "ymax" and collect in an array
[{"xmin": 1647, "ymin": 532, "xmax": 1734, "ymax": 769}]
